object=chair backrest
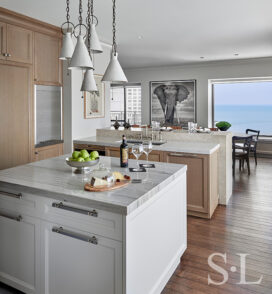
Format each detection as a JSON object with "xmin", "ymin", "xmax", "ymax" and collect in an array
[
  {"xmin": 246, "ymin": 129, "xmax": 260, "ymax": 141},
  {"xmin": 232, "ymin": 136, "xmax": 253, "ymax": 154}
]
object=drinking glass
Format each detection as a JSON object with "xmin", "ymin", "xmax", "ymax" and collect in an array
[
  {"xmin": 143, "ymin": 141, "xmax": 153, "ymax": 164},
  {"xmin": 131, "ymin": 144, "xmax": 144, "ymax": 171}
]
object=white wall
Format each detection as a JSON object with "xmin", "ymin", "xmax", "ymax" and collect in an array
[
  {"xmin": 124, "ymin": 57, "xmax": 272, "ymax": 127},
  {"xmin": 63, "ymin": 44, "xmax": 112, "ymax": 153}
]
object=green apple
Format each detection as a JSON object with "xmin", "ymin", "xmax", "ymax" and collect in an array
[
  {"xmin": 72, "ymin": 151, "xmax": 81, "ymax": 159},
  {"xmin": 80, "ymin": 149, "xmax": 90, "ymax": 159},
  {"xmin": 84, "ymin": 157, "xmax": 92, "ymax": 162},
  {"xmin": 77, "ymin": 157, "xmax": 85, "ymax": 162},
  {"xmin": 90, "ymin": 151, "xmax": 99, "ymax": 159}
]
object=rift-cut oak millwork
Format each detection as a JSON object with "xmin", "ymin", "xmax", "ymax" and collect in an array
[
  {"xmin": 6, "ymin": 24, "xmax": 33, "ymax": 64},
  {"xmin": 34, "ymin": 32, "xmax": 62, "ymax": 85},
  {"xmin": 164, "ymin": 151, "xmax": 219, "ymax": 219},
  {"xmin": 0, "ymin": 7, "xmax": 63, "ymax": 168},
  {"xmin": 0, "ymin": 62, "xmax": 31, "ymax": 170},
  {"xmin": 33, "ymin": 144, "xmax": 64, "ymax": 162},
  {"xmin": 162, "ymin": 157, "xmax": 272, "ymax": 294}
]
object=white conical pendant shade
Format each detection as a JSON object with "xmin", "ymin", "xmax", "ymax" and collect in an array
[
  {"xmin": 102, "ymin": 52, "xmax": 127, "ymax": 83},
  {"xmin": 90, "ymin": 24, "xmax": 103, "ymax": 54},
  {"xmin": 69, "ymin": 35, "xmax": 94, "ymax": 70},
  {"xmin": 81, "ymin": 69, "xmax": 97, "ymax": 92},
  {"xmin": 59, "ymin": 32, "xmax": 74, "ymax": 60}
]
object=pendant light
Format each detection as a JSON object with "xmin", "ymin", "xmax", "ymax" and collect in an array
[
  {"xmin": 88, "ymin": 0, "xmax": 103, "ymax": 54},
  {"xmin": 102, "ymin": 0, "xmax": 128, "ymax": 83},
  {"xmin": 81, "ymin": 0, "xmax": 97, "ymax": 92},
  {"xmin": 59, "ymin": 0, "xmax": 75, "ymax": 60},
  {"xmin": 69, "ymin": 0, "xmax": 93, "ymax": 70}
]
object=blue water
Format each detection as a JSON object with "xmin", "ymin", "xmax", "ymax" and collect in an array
[{"xmin": 214, "ymin": 105, "xmax": 272, "ymax": 135}]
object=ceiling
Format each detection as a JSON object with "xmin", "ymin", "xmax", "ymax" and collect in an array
[{"xmin": 1, "ymin": 0, "xmax": 272, "ymax": 69}]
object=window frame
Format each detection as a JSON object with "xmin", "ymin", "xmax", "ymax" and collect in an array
[{"xmin": 110, "ymin": 83, "xmax": 141, "ymax": 124}]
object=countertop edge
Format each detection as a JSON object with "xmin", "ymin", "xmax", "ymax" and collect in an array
[
  {"xmin": 74, "ymin": 137, "xmax": 220, "ymax": 155},
  {"xmin": 0, "ymin": 164, "xmax": 187, "ymax": 215}
]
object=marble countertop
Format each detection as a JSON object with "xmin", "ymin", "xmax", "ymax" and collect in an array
[
  {"xmin": 74, "ymin": 136, "xmax": 220, "ymax": 155},
  {"xmin": 0, "ymin": 155, "xmax": 186, "ymax": 215}
]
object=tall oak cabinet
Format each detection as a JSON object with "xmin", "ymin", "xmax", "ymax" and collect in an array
[{"xmin": 0, "ymin": 8, "xmax": 63, "ymax": 170}]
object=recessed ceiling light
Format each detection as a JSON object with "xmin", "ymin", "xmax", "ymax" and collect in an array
[{"xmin": 138, "ymin": 35, "xmax": 143, "ymax": 40}]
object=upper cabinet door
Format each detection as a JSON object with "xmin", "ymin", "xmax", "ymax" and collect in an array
[
  {"xmin": 6, "ymin": 24, "xmax": 33, "ymax": 64},
  {"xmin": 34, "ymin": 32, "xmax": 61, "ymax": 85},
  {"xmin": 0, "ymin": 22, "xmax": 7, "ymax": 60}
]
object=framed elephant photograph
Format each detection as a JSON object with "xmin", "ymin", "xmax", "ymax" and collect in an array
[{"xmin": 150, "ymin": 80, "xmax": 196, "ymax": 126}]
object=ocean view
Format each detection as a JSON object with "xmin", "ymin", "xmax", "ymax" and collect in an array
[{"xmin": 214, "ymin": 105, "xmax": 272, "ymax": 135}]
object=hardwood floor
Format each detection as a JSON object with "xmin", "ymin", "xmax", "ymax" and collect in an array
[
  {"xmin": 162, "ymin": 157, "xmax": 272, "ymax": 294},
  {"xmin": 1, "ymin": 158, "xmax": 271, "ymax": 294}
]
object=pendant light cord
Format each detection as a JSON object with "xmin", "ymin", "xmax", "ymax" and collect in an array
[
  {"xmin": 78, "ymin": 0, "xmax": 83, "ymax": 34},
  {"xmin": 87, "ymin": 0, "xmax": 91, "ymax": 56},
  {"xmin": 112, "ymin": 0, "xmax": 117, "ymax": 55},
  {"xmin": 66, "ymin": 0, "xmax": 70, "ymax": 29}
]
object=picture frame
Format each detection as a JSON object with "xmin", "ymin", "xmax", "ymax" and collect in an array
[
  {"xmin": 84, "ymin": 74, "xmax": 105, "ymax": 119},
  {"xmin": 150, "ymin": 79, "xmax": 196, "ymax": 126}
]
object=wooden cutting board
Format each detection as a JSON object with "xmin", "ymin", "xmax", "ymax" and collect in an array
[{"xmin": 84, "ymin": 180, "xmax": 130, "ymax": 192}]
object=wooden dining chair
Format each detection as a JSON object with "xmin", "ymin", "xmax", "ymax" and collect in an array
[
  {"xmin": 232, "ymin": 136, "xmax": 253, "ymax": 176},
  {"xmin": 246, "ymin": 129, "xmax": 260, "ymax": 165}
]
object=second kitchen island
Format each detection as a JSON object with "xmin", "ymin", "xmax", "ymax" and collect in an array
[{"xmin": 0, "ymin": 155, "xmax": 187, "ymax": 294}]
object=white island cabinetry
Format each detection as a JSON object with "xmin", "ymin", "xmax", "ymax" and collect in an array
[{"xmin": 0, "ymin": 156, "xmax": 187, "ymax": 294}]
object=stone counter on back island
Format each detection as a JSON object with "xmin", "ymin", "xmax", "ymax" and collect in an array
[{"xmin": 0, "ymin": 155, "xmax": 187, "ymax": 294}]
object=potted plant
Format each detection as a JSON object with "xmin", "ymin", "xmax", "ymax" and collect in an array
[{"xmin": 216, "ymin": 121, "xmax": 231, "ymax": 131}]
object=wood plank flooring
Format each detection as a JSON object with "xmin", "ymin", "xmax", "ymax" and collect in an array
[
  {"xmin": 1, "ymin": 158, "xmax": 271, "ymax": 294},
  {"xmin": 162, "ymin": 157, "xmax": 272, "ymax": 294}
]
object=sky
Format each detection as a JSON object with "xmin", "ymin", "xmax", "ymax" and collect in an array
[{"xmin": 214, "ymin": 82, "xmax": 272, "ymax": 105}]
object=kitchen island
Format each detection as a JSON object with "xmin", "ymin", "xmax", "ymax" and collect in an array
[
  {"xmin": 74, "ymin": 135, "xmax": 220, "ymax": 219},
  {"xmin": 0, "ymin": 155, "xmax": 187, "ymax": 294}
]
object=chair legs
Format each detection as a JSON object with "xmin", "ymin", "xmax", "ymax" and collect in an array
[
  {"xmin": 254, "ymin": 151, "xmax": 257, "ymax": 165},
  {"xmin": 246, "ymin": 157, "xmax": 250, "ymax": 175}
]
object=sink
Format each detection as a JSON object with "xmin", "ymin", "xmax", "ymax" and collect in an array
[{"xmin": 115, "ymin": 139, "xmax": 166, "ymax": 146}]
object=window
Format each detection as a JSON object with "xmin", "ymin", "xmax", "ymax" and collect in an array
[
  {"xmin": 110, "ymin": 84, "xmax": 141, "ymax": 125},
  {"xmin": 213, "ymin": 80, "xmax": 272, "ymax": 135}
]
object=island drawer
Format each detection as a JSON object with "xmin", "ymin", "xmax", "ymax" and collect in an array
[
  {"xmin": 0, "ymin": 188, "xmax": 37, "ymax": 215},
  {"xmin": 41, "ymin": 198, "xmax": 123, "ymax": 241}
]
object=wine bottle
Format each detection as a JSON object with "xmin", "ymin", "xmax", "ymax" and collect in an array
[{"xmin": 120, "ymin": 135, "xmax": 128, "ymax": 167}]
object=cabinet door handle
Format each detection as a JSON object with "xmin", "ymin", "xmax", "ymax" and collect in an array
[
  {"xmin": 52, "ymin": 227, "xmax": 98, "ymax": 245},
  {"xmin": 52, "ymin": 202, "xmax": 98, "ymax": 217},
  {"xmin": 169, "ymin": 153, "xmax": 198, "ymax": 158},
  {"xmin": 0, "ymin": 190, "xmax": 22, "ymax": 199},
  {"xmin": 0, "ymin": 212, "xmax": 22, "ymax": 222}
]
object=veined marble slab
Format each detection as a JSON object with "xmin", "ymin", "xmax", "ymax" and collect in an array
[
  {"xmin": 0, "ymin": 155, "xmax": 186, "ymax": 215},
  {"xmin": 74, "ymin": 136, "xmax": 220, "ymax": 155}
]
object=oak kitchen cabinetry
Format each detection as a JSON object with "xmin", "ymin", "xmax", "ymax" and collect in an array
[
  {"xmin": 34, "ymin": 32, "xmax": 61, "ymax": 85},
  {"xmin": 0, "ymin": 7, "xmax": 63, "ymax": 170},
  {"xmin": 164, "ymin": 151, "xmax": 218, "ymax": 219},
  {"xmin": 33, "ymin": 144, "xmax": 64, "ymax": 162},
  {"xmin": 0, "ymin": 22, "xmax": 32, "ymax": 63}
]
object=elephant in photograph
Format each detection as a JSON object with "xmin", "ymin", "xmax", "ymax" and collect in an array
[{"xmin": 154, "ymin": 84, "xmax": 190, "ymax": 124}]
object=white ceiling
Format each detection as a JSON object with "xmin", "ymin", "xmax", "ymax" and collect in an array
[{"xmin": 1, "ymin": 0, "xmax": 272, "ymax": 69}]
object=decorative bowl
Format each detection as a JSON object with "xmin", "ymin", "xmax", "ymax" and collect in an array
[{"xmin": 66, "ymin": 157, "xmax": 100, "ymax": 174}]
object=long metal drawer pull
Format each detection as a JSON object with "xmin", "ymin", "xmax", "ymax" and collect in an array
[
  {"xmin": 0, "ymin": 212, "xmax": 22, "ymax": 222},
  {"xmin": 169, "ymin": 153, "xmax": 198, "ymax": 158},
  {"xmin": 52, "ymin": 227, "xmax": 98, "ymax": 245},
  {"xmin": 0, "ymin": 190, "xmax": 22, "ymax": 199},
  {"xmin": 52, "ymin": 202, "xmax": 98, "ymax": 217}
]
